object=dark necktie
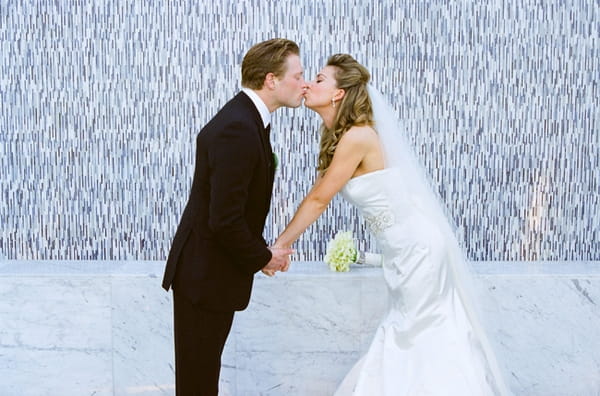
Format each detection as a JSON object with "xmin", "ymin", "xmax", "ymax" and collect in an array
[{"xmin": 263, "ymin": 124, "xmax": 273, "ymax": 174}]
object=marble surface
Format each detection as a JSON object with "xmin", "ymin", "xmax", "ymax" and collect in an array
[
  {"xmin": 111, "ymin": 277, "xmax": 175, "ymax": 395},
  {"xmin": 1, "ymin": 260, "xmax": 599, "ymax": 395},
  {"xmin": 0, "ymin": 277, "xmax": 113, "ymax": 396}
]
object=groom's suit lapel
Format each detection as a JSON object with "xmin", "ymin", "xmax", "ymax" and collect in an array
[{"xmin": 237, "ymin": 92, "xmax": 274, "ymax": 205}]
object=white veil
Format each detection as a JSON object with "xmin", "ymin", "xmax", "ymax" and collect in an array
[{"xmin": 367, "ymin": 85, "xmax": 511, "ymax": 395}]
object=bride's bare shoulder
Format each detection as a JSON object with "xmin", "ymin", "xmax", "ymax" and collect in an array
[{"xmin": 340, "ymin": 125, "xmax": 379, "ymax": 145}]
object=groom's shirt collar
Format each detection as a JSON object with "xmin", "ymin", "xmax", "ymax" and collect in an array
[{"xmin": 241, "ymin": 88, "xmax": 271, "ymax": 129}]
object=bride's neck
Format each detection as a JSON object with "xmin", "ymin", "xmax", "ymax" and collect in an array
[{"xmin": 318, "ymin": 108, "xmax": 337, "ymax": 129}]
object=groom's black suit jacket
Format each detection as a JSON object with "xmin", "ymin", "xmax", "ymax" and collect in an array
[{"xmin": 162, "ymin": 92, "xmax": 275, "ymax": 312}]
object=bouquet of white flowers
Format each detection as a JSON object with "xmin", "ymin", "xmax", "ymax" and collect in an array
[{"xmin": 324, "ymin": 231, "xmax": 382, "ymax": 272}]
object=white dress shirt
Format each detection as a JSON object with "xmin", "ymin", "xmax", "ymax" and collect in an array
[{"xmin": 241, "ymin": 88, "xmax": 271, "ymax": 129}]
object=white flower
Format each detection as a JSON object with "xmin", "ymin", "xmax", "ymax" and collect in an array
[{"xmin": 324, "ymin": 231, "xmax": 357, "ymax": 272}]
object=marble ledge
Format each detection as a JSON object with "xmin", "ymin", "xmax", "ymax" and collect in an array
[
  {"xmin": 1, "ymin": 259, "xmax": 600, "ymax": 395},
  {"xmin": 0, "ymin": 259, "xmax": 599, "ymax": 277}
]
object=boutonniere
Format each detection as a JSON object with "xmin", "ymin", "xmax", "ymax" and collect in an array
[{"xmin": 272, "ymin": 152, "xmax": 279, "ymax": 171}]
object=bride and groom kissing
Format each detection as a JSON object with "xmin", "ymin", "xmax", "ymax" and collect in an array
[{"xmin": 162, "ymin": 39, "xmax": 511, "ymax": 395}]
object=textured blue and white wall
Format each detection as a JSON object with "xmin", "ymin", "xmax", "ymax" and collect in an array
[{"xmin": 1, "ymin": 1, "xmax": 598, "ymax": 262}]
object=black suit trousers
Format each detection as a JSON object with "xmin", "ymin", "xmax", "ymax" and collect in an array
[{"xmin": 173, "ymin": 290, "xmax": 234, "ymax": 396}]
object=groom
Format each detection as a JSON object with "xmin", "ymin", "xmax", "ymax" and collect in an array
[{"xmin": 162, "ymin": 38, "xmax": 306, "ymax": 395}]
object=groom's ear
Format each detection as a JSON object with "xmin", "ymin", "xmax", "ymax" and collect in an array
[{"xmin": 264, "ymin": 72, "xmax": 277, "ymax": 90}]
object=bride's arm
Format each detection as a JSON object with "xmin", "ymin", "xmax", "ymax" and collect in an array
[{"xmin": 274, "ymin": 128, "xmax": 369, "ymax": 249}]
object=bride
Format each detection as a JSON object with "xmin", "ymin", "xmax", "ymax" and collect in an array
[{"xmin": 273, "ymin": 54, "xmax": 512, "ymax": 395}]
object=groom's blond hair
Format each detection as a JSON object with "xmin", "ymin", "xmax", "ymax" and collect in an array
[{"xmin": 241, "ymin": 39, "xmax": 300, "ymax": 90}]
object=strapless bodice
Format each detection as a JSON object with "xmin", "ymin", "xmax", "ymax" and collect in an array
[{"xmin": 341, "ymin": 167, "xmax": 414, "ymax": 235}]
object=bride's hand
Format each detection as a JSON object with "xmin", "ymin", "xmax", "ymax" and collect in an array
[{"xmin": 272, "ymin": 240, "xmax": 293, "ymax": 271}]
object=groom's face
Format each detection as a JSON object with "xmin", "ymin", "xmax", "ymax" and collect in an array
[{"xmin": 273, "ymin": 54, "xmax": 306, "ymax": 108}]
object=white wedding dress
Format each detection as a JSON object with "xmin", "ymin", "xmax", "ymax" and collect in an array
[{"xmin": 334, "ymin": 167, "xmax": 509, "ymax": 395}]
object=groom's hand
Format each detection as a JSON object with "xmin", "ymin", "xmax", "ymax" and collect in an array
[{"xmin": 262, "ymin": 247, "xmax": 293, "ymax": 276}]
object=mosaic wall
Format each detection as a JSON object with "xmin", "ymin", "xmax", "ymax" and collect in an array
[{"xmin": 0, "ymin": 1, "xmax": 598, "ymax": 261}]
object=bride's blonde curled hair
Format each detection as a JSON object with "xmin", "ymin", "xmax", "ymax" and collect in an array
[{"xmin": 318, "ymin": 54, "xmax": 373, "ymax": 173}]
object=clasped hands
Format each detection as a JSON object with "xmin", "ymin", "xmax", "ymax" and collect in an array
[{"xmin": 261, "ymin": 246, "xmax": 293, "ymax": 277}]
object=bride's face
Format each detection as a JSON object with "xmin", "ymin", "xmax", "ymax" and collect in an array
[{"xmin": 304, "ymin": 66, "xmax": 340, "ymax": 110}]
